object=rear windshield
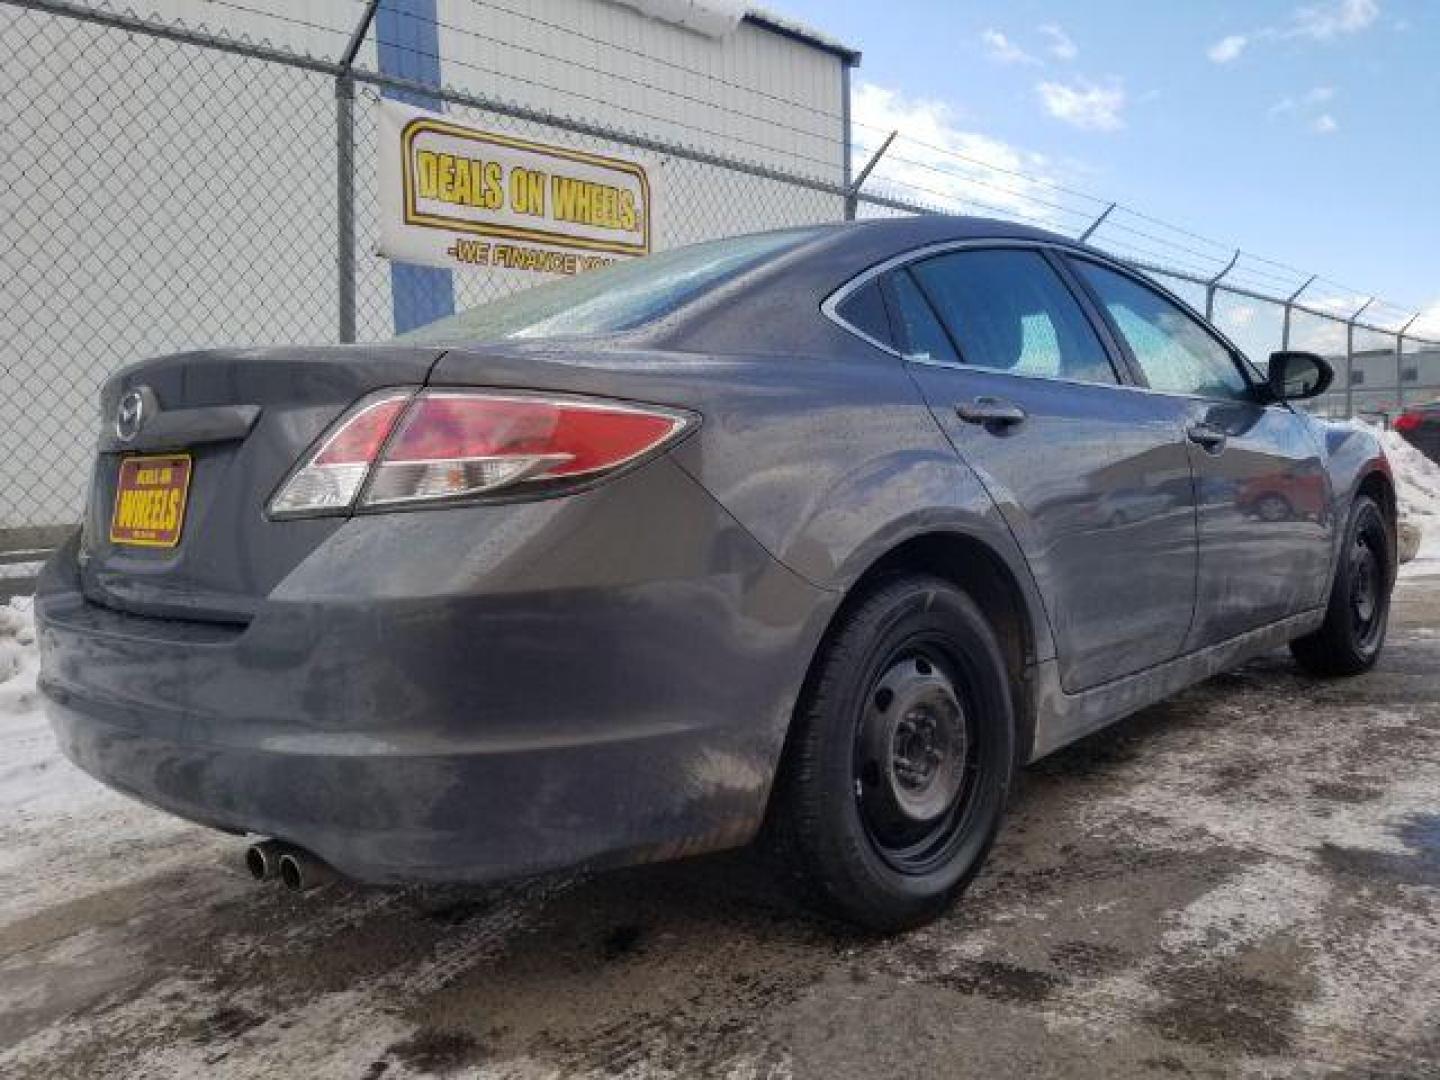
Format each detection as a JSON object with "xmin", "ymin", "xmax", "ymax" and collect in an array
[{"xmin": 397, "ymin": 227, "xmax": 826, "ymax": 345}]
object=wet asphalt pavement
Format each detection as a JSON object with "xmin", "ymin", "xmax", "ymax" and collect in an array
[{"xmin": 2, "ymin": 573, "xmax": 1438, "ymax": 1079}]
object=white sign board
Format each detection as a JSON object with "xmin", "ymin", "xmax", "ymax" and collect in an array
[{"xmin": 377, "ymin": 100, "xmax": 652, "ymax": 276}]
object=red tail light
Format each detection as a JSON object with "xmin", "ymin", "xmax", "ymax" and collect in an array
[
  {"xmin": 270, "ymin": 389, "xmax": 694, "ymax": 517},
  {"xmin": 1393, "ymin": 411, "xmax": 1421, "ymax": 433}
]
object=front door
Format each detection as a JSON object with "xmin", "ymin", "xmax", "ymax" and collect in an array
[
  {"xmin": 892, "ymin": 246, "xmax": 1199, "ymax": 693},
  {"xmin": 1066, "ymin": 257, "xmax": 1335, "ymax": 647}
]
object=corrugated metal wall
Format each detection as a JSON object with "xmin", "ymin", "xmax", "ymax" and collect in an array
[
  {"xmin": 0, "ymin": 0, "xmax": 850, "ymax": 531},
  {"xmin": 96, "ymin": 0, "xmax": 847, "ymax": 179}
]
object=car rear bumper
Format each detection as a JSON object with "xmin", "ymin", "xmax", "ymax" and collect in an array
[{"xmin": 36, "ymin": 459, "xmax": 834, "ymax": 883}]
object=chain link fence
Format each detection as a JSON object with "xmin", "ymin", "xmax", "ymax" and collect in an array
[{"xmin": 3, "ymin": 0, "xmax": 1437, "ymax": 557}]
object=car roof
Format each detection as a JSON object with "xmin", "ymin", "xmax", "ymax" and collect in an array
[
  {"xmin": 845, "ymin": 214, "xmax": 1071, "ymax": 246},
  {"xmin": 642, "ymin": 215, "xmax": 1093, "ymax": 356},
  {"xmin": 777, "ymin": 214, "xmax": 1091, "ymax": 288},
  {"xmin": 771, "ymin": 215, "xmax": 1076, "ymax": 265}
]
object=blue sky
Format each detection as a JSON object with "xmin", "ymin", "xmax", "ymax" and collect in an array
[{"xmin": 771, "ymin": 0, "xmax": 1439, "ymax": 332}]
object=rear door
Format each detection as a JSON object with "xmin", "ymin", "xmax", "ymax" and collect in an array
[
  {"xmin": 881, "ymin": 244, "xmax": 1198, "ymax": 693},
  {"xmin": 1066, "ymin": 257, "xmax": 1335, "ymax": 646}
]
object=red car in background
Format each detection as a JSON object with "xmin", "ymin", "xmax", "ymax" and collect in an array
[{"xmin": 1393, "ymin": 403, "xmax": 1440, "ymax": 466}]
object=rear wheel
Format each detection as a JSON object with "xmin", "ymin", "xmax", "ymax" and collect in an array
[
  {"xmin": 1290, "ymin": 494, "xmax": 1392, "ymax": 677},
  {"xmin": 767, "ymin": 575, "xmax": 1013, "ymax": 932}
]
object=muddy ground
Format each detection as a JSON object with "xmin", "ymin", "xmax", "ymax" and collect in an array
[{"xmin": 2, "ymin": 573, "xmax": 1438, "ymax": 1079}]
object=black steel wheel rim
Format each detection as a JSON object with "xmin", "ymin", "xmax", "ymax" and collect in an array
[
  {"xmin": 1349, "ymin": 518, "xmax": 1387, "ymax": 653},
  {"xmin": 852, "ymin": 637, "xmax": 980, "ymax": 875}
]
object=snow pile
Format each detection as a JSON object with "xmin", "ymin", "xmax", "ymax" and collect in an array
[
  {"xmin": 1378, "ymin": 425, "xmax": 1440, "ymax": 521},
  {"xmin": 1368, "ymin": 422, "xmax": 1440, "ymax": 572}
]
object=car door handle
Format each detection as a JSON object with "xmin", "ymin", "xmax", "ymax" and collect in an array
[
  {"xmin": 955, "ymin": 397, "xmax": 1027, "ymax": 427},
  {"xmin": 1186, "ymin": 423, "xmax": 1227, "ymax": 453}
]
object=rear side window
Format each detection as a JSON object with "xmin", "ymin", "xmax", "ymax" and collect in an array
[
  {"xmin": 889, "ymin": 270, "xmax": 961, "ymax": 364},
  {"xmin": 1070, "ymin": 259, "xmax": 1252, "ymax": 400},
  {"xmin": 835, "ymin": 280, "xmax": 893, "ymax": 347},
  {"xmin": 398, "ymin": 227, "xmax": 827, "ymax": 344},
  {"xmin": 908, "ymin": 249, "xmax": 1118, "ymax": 385}
]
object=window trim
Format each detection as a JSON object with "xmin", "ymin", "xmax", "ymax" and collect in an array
[
  {"xmin": 821, "ymin": 237, "xmax": 1269, "ymax": 402},
  {"xmin": 832, "ymin": 278, "xmax": 897, "ymax": 352}
]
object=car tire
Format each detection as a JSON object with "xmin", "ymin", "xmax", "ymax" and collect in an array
[
  {"xmin": 1290, "ymin": 494, "xmax": 1392, "ymax": 677},
  {"xmin": 766, "ymin": 575, "xmax": 1014, "ymax": 933}
]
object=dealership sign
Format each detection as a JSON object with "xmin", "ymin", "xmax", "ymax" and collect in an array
[{"xmin": 377, "ymin": 100, "xmax": 651, "ymax": 275}]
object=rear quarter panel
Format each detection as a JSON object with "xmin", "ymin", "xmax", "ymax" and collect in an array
[{"xmin": 433, "ymin": 334, "xmax": 1056, "ymax": 666}]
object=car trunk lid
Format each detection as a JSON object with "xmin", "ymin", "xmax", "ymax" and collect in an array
[{"xmin": 80, "ymin": 345, "xmax": 445, "ymax": 623}]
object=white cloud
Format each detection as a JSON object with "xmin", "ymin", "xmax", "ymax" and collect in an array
[
  {"xmin": 1270, "ymin": 87, "xmax": 1340, "ymax": 132},
  {"xmin": 1036, "ymin": 78, "xmax": 1126, "ymax": 132},
  {"xmin": 980, "ymin": 29, "xmax": 1039, "ymax": 65},
  {"xmin": 1415, "ymin": 300, "xmax": 1440, "ymax": 338},
  {"xmin": 1292, "ymin": 0, "xmax": 1379, "ymax": 40},
  {"xmin": 849, "ymin": 82, "xmax": 1073, "ymax": 228},
  {"xmin": 1208, "ymin": 1, "xmax": 1380, "ymax": 62},
  {"xmin": 1038, "ymin": 23, "xmax": 1078, "ymax": 61},
  {"xmin": 1270, "ymin": 85, "xmax": 1336, "ymax": 115},
  {"xmin": 1208, "ymin": 34, "xmax": 1249, "ymax": 63}
]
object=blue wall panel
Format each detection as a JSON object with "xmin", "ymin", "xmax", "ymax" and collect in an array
[{"xmin": 376, "ymin": 0, "xmax": 455, "ymax": 333}]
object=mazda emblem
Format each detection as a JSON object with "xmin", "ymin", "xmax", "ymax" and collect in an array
[{"xmin": 116, "ymin": 388, "xmax": 148, "ymax": 442}]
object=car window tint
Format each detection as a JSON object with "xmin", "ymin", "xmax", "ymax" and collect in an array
[
  {"xmin": 397, "ymin": 227, "xmax": 828, "ymax": 343},
  {"xmin": 889, "ymin": 270, "xmax": 960, "ymax": 364},
  {"xmin": 836, "ymin": 280, "xmax": 893, "ymax": 346},
  {"xmin": 908, "ymin": 249, "xmax": 1117, "ymax": 385},
  {"xmin": 1071, "ymin": 260, "xmax": 1252, "ymax": 400}
]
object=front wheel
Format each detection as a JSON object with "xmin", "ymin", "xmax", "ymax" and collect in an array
[
  {"xmin": 766, "ymin": 575, "xmax": 1014, "ymax": 932},
  {"xmin": 1290, "ymin": 494, "xmax": 1393, "ymax": 677}
]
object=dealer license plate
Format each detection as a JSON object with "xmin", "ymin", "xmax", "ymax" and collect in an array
[{"xmin": 109, "ymin": 453, "xmax": 192, "ymax": 548}]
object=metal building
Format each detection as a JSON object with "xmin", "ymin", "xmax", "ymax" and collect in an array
[{"xmin": 0, "ymin": 0, "xmax": 858, "ymax": 549}]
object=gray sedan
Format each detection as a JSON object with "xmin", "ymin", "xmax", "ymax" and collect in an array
[{"xmin": 36, "ymin": 216, "xmax": 1396, "ymax": 931}]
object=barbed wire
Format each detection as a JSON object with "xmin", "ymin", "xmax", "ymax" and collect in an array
[
  {"xmin": 177, "ymin": 2, "xmax": 1437, "ymax": 323},
  {"xmin": 10, "ymin": 0, "xmax": 1438, "ymax": 335}
]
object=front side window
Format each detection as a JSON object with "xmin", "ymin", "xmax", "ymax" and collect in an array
[
  {"xmin": 906, "ymin": 249, "xmax": 1118, "ymax": 385},
  {"xmin": 1071, "ymin": 259, "xmax": 1253, "ymax": 400}
]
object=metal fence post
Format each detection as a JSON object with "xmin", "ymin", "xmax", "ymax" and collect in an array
[
  {"xmin": 335, "ymin": 77, "xmax": 357, "ymax": 344},
  {"xmin": 1344, "ymin": 297, "xmax": 1374, "ymax": 419},
  {"xmin": 1280, "ymin": 274, "xmax": 1315, "ymax": 350},
  {"xmin": 839, "ymin": 58, "xmax": 852, "ymax": 222},
  {"xmin": 845, "ymin": 129, "xmax": 896, "ymax": 221},
  {"xmin": 1396, "ymin": 313, "xmax": 1419, "ymax": 410},
  {"xmin": 1205, "ymin": 249, "xmax": 1240, "ymax": 321},
  {"xmin": 335, "ymin": 1, "xmax": 381, "ymax": 344},
  {"xmin": 1077, "ymin": 202, "xmax": 1116, "ymax": 244}
]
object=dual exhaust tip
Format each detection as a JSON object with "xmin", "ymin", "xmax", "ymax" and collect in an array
[{"xmin": 244, "ymin": 839, "xmax": 336, "ymax": 892}]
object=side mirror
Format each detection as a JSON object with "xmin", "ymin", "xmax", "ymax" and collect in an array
[{"xmin": 1267, "ymin": 351, "xmax": 1334, "ymax": 401}]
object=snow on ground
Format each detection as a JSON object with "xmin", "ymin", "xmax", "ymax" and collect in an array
[{"xmin": 0, "ymin": 597, "xmax": 202, "ymax": 926}]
